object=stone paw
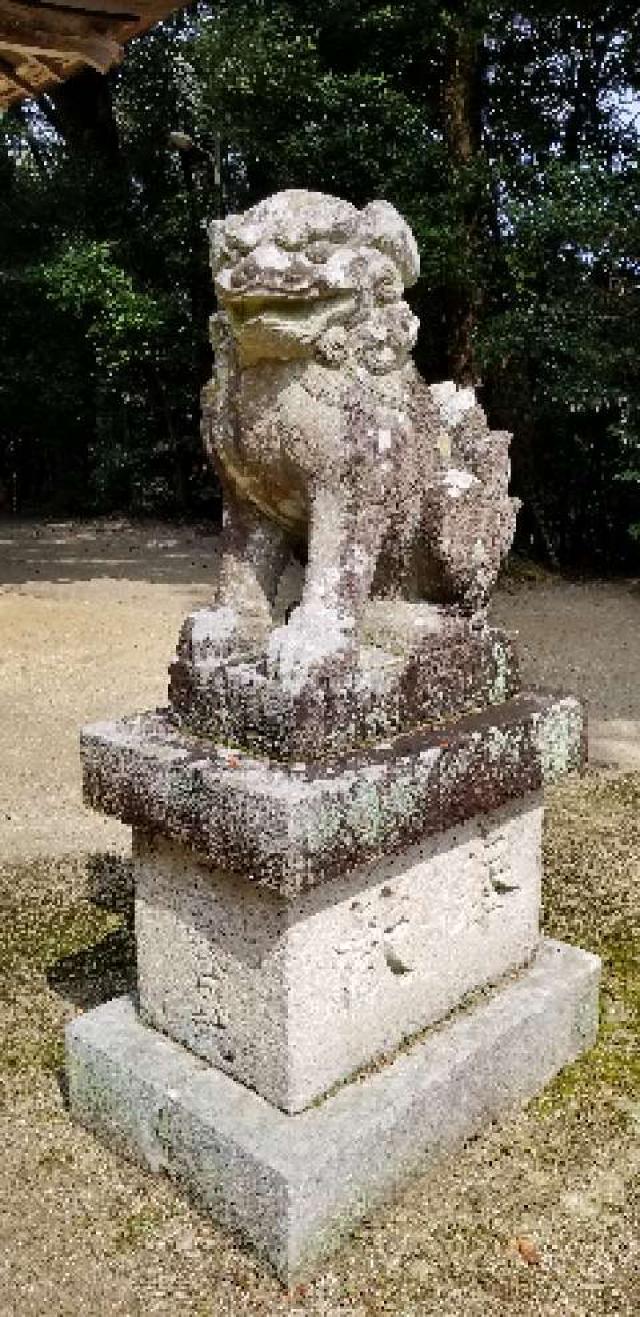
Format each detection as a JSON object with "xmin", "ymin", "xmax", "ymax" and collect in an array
[
  {"xmin": 177, "ymin": 606, "xmax": 244, "ymax": 671},
  {"xmin": 266, "ymin": 606, "xmax": 356, "ymax": 693}
]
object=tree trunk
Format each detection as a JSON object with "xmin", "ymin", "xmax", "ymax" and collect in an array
[
  {"xmin": 45, "ymin": 68, "xmax": 122, "ymax": 166},
  {"xmin": 40, "ymin": 69, "xmax": 131, "ymax": 236},
  {"xmin": 442, "ymin": 18, "xmax": 485, "ymax": 384}
]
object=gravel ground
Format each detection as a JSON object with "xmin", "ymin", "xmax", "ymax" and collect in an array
[{"xmin": 0, "ymin": 520, "xmax": 638, "ymax": 1316}]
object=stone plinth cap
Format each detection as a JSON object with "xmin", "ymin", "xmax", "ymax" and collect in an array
[{"xmin": 81, "ymin": 693, "xmax": 585, "ymax": 896}]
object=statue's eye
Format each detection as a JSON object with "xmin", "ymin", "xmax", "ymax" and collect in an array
[
  {"xmin": 226, "ymin": 224, "xmax": 260, "ymax": 254},
  {"xmin": 214, "ymin": 246, "xmax": 233, "ymax": 267},
  {"xmin": 306, "ymin": 241, "xmax": 334, "ymax": 264}
]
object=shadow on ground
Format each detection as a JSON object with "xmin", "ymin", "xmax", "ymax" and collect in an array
[
  {"xmin": 46, "ymin": 852, "xmax": 136, "ymax": 1013},
  {"xmin": 46, "ymin": 925, "xmax": 136, "ymax": 1014},
  {"xmin": 0, "ymin": 518, "xmax": 220, "ymax": 587},
  {"xmin": 86, "ymin": 852, "xmax": 134, "ymax": 916}
]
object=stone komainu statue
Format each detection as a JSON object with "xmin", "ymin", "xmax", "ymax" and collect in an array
[{"xmin": 178, "ymin": 189, "xmax": 518, "ymax": 692}]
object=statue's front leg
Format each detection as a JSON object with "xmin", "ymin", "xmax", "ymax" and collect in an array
[
  {"xmin": 178, "ymin": 495, "xmax": 289, "ymax": 673},
  {"xmin": 267, "ymin": 484, "xmax": 383, "ymax": 691}
]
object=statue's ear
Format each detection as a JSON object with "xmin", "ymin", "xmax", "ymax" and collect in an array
[
  {"xmin": 358, "ymin": 201, "xmax": 420, "ymax": 287},
  {"xmin": 207, "ymin": 219, "xmax": 228, "ymax": 273}
]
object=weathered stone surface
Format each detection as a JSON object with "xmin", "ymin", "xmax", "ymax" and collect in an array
[
  {"xmin": 67, "ymin": 190, "xmax": 600, "ymax": 1291},
  {"xmin": 81, "ymin": 691, "xmax": 585, "ymax": 895},
  {"xmin": 170, "ymin": 602, "xmax": 520, "ymax": 759},
  {"xmin": 135, "ymin": 796, "xmax": 542, "ymax": 1113},
  {"xmin": 171, "ymin": 188, "xmax": 519, "ymax": 708},
  {"xmin": 66, "ymin": 939, "xmax": 601, "ymax": 1283}
]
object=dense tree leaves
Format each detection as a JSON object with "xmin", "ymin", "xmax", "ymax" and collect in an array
[{"xmin": 0, "ymin": 1, "xmax": 638, "ymax": 565}]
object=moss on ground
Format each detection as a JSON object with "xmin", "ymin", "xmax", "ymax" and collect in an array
[
  {"xmin": 534, "ymin": 933, "xmax": 639, "ymax": 1117},
  {"xmin": 112, "ymin": 1203, "xmax": 169, "ymax": 1252},
  {"xmin": 0, "ymin": 898, "xmax": 121, "ymax": 982},
  {"xmin": 0, "ymin": 857, "xmax": 134, "ymax": 1076},
  {"xmin": 535, "ymin": 770, "xmax": 639, "ymax": 1117}
]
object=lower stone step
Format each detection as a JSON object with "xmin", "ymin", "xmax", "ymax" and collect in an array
[{"xmin": 66, "ymin": 938, "xmax": 600, "ymax": 1284}]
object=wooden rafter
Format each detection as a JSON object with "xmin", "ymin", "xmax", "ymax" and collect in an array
[
  {"xmin": 0, "ymin": 50, "xmax": 37, "ymax": 92},
  {"xmin": 13, "ymin": 1, "xmax": 140, "ymax": 17},
  {"xmin": 29, "ymin": 52, "xmax": 65, "ymax": 80}
]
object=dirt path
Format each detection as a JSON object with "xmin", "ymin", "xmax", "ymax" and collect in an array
[
  {"xmin": 0, "ymin": 521, "xmax": 216, "ymax": 861},
  {"xmin": 491, "ymin": 567, "xmax": 640, "ymax": 771},
  {"xmin": 0, "ymin": 520, "xmax": 638, "ymax": 1316}
]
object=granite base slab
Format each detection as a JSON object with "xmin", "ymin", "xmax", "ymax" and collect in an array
[{"xmin": 66, "ymin": 938, "xmax": 600, "ymax": 1283}]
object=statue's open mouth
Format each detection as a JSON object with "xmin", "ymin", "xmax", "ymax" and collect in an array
[{"xmin": 219, "ymin": 287, "xmax": 353, "ymax": 327}]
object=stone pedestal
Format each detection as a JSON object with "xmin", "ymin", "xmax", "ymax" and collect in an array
[
  {"xmin": 134, "ymin": 797, "xmax": 542, "ymax": 1114},
  {"xmin": 67, "ymin": 682, "xmax": 599, "ymax": 1280}
]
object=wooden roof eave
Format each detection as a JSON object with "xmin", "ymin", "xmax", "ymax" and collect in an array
[{"xmin": 0, "ymin": 0, "xmax": 184, "ymax": 106}]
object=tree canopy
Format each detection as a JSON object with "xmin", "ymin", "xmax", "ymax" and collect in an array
[{"xmin": 1, "ymin": 1, "xmax": 638, "ymax": 567}]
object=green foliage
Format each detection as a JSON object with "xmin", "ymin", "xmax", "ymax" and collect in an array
[
  {"xmin": 42, "ymin": 241, "xmax": 165, "ymax": 372},
  {"xmin": 0, "ymin": 15, "xmax": 215, "ymax": 516},
  {"xmin": 0, "ymin": 2, "xmax": 638, "ymax": 566}
]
